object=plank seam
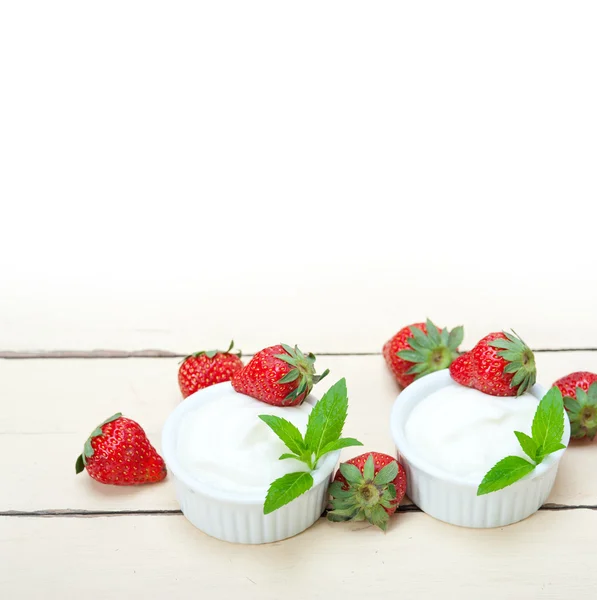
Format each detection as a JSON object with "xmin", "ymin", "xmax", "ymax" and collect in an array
[
  {"xmin": 0, "ymin": 509, "xmax": 183, "ymax": 517},
  {"xmin": 2, "ymin": 504, "xmax": 596, "ymax": 518},
  {"xmin": 1, "ymin": 348, "xmax": 597, "ymax": 359}
]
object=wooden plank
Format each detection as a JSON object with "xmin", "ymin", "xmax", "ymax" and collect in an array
[
  {"xmin": 2, "ymin": 277, "xmax": 596, "ymax": 354},
  {"xmin": 3, "ymin": 351, "xmax": 597, "ymax": 435},
  {"xmin": 1, "ymin": 352, "xmax": 596, "ymax": 511},
  {"xmin": 2, "ymin": 511, "xmax": 597, "ymax": 598}
]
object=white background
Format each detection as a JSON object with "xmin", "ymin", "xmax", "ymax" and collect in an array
[{"xmin": 1, "ymin": 2, "xmax": 596, "ymax": 353}]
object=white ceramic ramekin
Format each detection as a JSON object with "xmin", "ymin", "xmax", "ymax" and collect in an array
[
  {"xmin": 162, "ymin": 382, "xmax": 340, "ymax": 544},
  {"xmin": 390, "ymin": 370, "xmax": 570, "ymax": 528}
]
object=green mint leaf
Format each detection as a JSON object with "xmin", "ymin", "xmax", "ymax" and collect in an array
[
  {"xmin": 541, "ymin": 441, "xmax": 566, "ymax": 457},
  {"xmin": 373, "ymin": 460, "xmax": 398, "ymax": 485},
  {"xmin": 317, "ymin": 437, "xmax": 363, "ymax": 461},
  {"xmin": 304, "ymin": 378, "xmax": 348, "ymax": 459},
  {"xmin": 263, "ymin": 471, "xmax": 314, "ymax": 515},
  {"xmin": 477, "ymin": 456, "xmax": 536, "ymax": 496},
  {"xmin": 259, "ymin": 415, "xmax": 306, "ymax": 457},
  {"xmin": 299, "ymin": 449, "xmax": 316, "ymax": 467},
  {"xmin": 278, "ymin": 453, "xmax": 301, "ymax": 461},
  {"xmin": 531, "ymin": 386, "xmax": 565, "ymax": 453},
  {"xmin": 514, "ymin": 431, "xmax": 538, "ymax": 462},
  {"xmin": 535, "ymin": 444, "xmax": 544, "ymax": 463}
]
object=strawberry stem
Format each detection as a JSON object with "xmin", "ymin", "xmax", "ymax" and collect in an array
[
  {"xmin": 397, "ymin": 318, "xmax": 463, "ymax": 380},
  {"xmin": 179, "ymin": 340, "xmax": 241, "ymax": 363},
  {"xmin": 564, "ymin": 383, "xmax": 597, "ymax": 440},
  {"xmin": 489, "ymin": 331, "xmax": 536, "ymax": 396},
  {"xmin": 275, "ymin": 344, "xmax": 328, "ymax": 404},
  {"xmin": 327, "ymin": 455, "xmax": 399, "ymax": 531},
  {"xmin": 75, "ymin": 412, "xmax": 122, "ymax": 474}
]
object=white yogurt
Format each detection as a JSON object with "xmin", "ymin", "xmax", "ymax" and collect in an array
[
  {"xmin": 177, "ymin": 390, "xmax": 311, "ymax": 494},
  {"xmin": 405, "ymin": 382, "xmax": 539, "ymax": 479}
]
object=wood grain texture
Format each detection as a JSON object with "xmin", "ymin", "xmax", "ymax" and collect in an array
[
  {"xmin": 1, "ymin": 352, "xmax": 596, "ymax": 512},
  {"xmin": 2, "ymin": 511, "xmax": 597, "ymax": 599},
  {"xmin": 2, "ymin": 271, "xmax": 596, "ymax": 355}
]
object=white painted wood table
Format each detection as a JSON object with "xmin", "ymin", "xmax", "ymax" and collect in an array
[{"xmin": 2, "ymin": 346, "xmax": 596, "ymax": 599}]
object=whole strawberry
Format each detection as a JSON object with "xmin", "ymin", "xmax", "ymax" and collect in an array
[
  {"xmin": 178, "ymin": 340, "xmax": 243, "ymax": 398},
  {"xmin": 327, "ymin": 452, "xmax": 407, "ymax": 531},
  {"xmin": 450, "ymin": 330, "xmax": 536, "ymax": 397},
  {"xmin": 75, "ymin": 413, "xmax": 167, "ymax": 485},
  {"xmin": 554, "ymin": 372, "xmax": 597, "ymax": 440},
  {"xmin": 383, "ymin": 318, "xmax": 464, "ymax": 388},
  {"xmin": 231, "ymin": 343, "xmax": 329, "ymax": 406}
]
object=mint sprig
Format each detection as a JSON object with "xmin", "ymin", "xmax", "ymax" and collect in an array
[
  {"xmin": 259, "ymin": 378, "xmax": 363, "ymax": 514},
  {"xmin": 477, "ymin": 386, "xmax": 566, "ymax": 496}
]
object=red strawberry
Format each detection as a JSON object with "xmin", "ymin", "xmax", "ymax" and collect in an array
[
  {"xmin": 554, "ymin": 372, "xmax": 597, "ymax": 440},
  {"xmin": 178, "ymin": 340, "xmax": 244, "ymax": 398},
  {"xmin": 327, "ymin": 452, "xmax": 407, "ymax": 531},
  {"xmin": 75, "ymin": 413, "xmax": 167, "ymax": 485},
  {"xmin": 231, "ymin": 343, "xmax": 329, "ymax": 406},
  {"xmin": 450, "ymin": 331, "xmax": 536, "ymax": 397},
  {"xmin": 383, "ymin": 318, "xmax": 464, "ymax": 388}
]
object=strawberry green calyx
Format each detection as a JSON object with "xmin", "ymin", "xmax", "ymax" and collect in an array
[
  {"xmin": 75, "ymin": 413, "xmax": 122, "ymax": 474},
  {"xmin": 397, "ymin": 318, "xmax": 463, "ymax": 380},
  {"xmin": 564, "ymin": 383, "xmax": 597, "ymax": 440},
  {"xmin": 180, "ymin": 340, "xmax": 241, "ymax": 363},
  {"xmin": 489, "ymin": 330, "xmax": 536, "ymax": 396},
  {"xmin": 327, "ymin": 455, "xmax": 398, "ymax": 531},
  {"xmin": 276, "ymin": 343, "xmax": 329, "ymax": 403}
]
